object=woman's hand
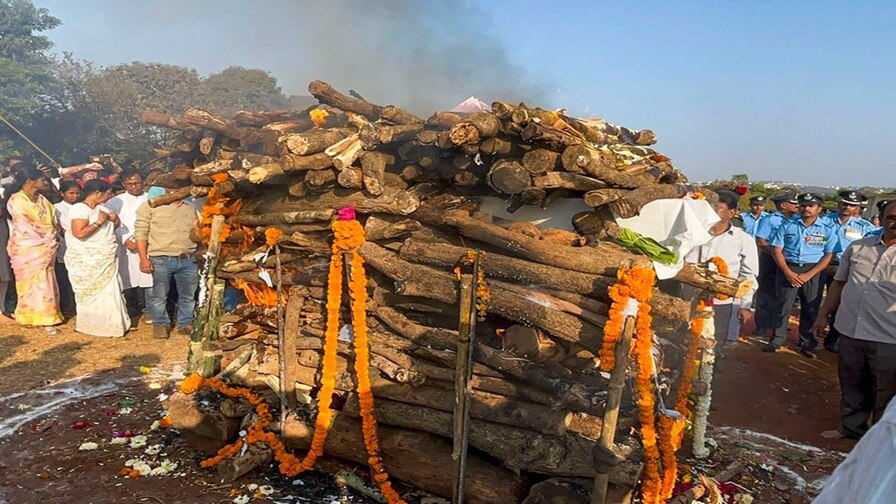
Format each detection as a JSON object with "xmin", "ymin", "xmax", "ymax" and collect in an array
[
  {"xmin": 107, "ymin": 211, "xmax": 120, "ymax": 226},
  {"xmin": 95, "ymin": 211, "xmax": 110, "ymax": 226}
]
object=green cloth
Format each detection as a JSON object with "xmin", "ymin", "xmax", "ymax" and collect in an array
[{"xmin": 615, "ymin": 227, "xmax": 678, "ymax": 264}]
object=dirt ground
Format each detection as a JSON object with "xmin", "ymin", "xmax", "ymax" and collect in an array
[{"xmin": 0, "ymin": 316, "xmax": 852, "ymax": 503}]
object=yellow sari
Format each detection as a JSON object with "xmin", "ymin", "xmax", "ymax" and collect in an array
[{"xmin": 6, "ymin": 192, "xmax": 62, "ymax": 326}]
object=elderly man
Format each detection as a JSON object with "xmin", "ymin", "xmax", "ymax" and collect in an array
[
  {"xmin": 763, "ymin": 192, "xmax": 836, "ymax": 358},
  {"xmin": 107, "ymin": 171, "xmax": 153, "ymax": 324},
  {"xmin": 134, "ymin": 178, "xmax": 199, "ymax": 339},
  {"xmin": 752, "ymin": 193, "xmax": 799, "ymax": 335},
  {"xmin": 685, "ymin": 190, "xmax": 758, "ymax": 351},
  {"xmin": 812, "ymin": 200, "xmax": 896, "ymax": 439},
  {"xmin": 819, "ymin": 190, "xmax": 877, "ymax": 352}
]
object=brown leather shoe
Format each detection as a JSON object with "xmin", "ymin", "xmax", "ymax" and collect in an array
[
  {"xmin": 152, "ymin": 325, "xmax": 170, "ymax": 339},
  {"xmin": 176, "ymin": 325, "xmax": 193, "ymax": 336}
]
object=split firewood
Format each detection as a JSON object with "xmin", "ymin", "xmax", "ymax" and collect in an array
[{"xmin": 307, "ymin": 80, "xmax": 384, "ymax": 121}]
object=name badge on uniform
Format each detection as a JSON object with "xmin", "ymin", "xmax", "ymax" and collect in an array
[{"xmin": 805, "ymin": 233, "xmax": 826, "ymax": 246}]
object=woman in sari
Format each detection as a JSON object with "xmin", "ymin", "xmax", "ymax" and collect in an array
[
  {"xmin": 3, "ymin": 165, "xmax": 63, "ymax": 332},
  {"xmin": 66, "ymin": 179, "xmax": 130, "ymax": 337}
]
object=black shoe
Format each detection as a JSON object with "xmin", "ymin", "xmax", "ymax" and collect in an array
[
  {"xmin": 825, "ymin": 342, "xmax": 839, "ymax": 353},
  {"xmin": 761, "ymin": 344, "xmax": 779, "ymax": 353},
  {"xmin": 752, "ymin": 328, "xmax": 767, "ymax": 336},
  {"xmin": 801, "ymin": 348, "xmax": 818, "ymax": 359}
]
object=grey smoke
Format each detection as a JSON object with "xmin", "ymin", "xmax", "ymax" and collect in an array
[
  {"xmin": 286, "ymin": 0, "xmax": 551, "ymax": 113},
  {"xmin": 40, "ymin": 0, "xmax": 551, "ymax": 114}
]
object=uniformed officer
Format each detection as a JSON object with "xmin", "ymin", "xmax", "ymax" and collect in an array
[
  {"xmin": 740, "ymin": 195, "xmax": 767, "ymax": 237},
  {"xmin": 868, "ymin": 199, "xmax": 891, "ymax": 235},
  {"xmin": 763, "ymin": 192, "xmax": 836, "ymax": 358},
  {"xmin": 752, "ymin": 193, "xmax": 799, "ymax": 335},
  {"xmin": 819, "ymin": 190, "xmax": 877, "ymax": 352}
]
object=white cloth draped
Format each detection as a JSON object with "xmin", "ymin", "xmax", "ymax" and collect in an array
[{"xmin": 106, "ymin": 193, "xmax": 153, "ymax": 289}]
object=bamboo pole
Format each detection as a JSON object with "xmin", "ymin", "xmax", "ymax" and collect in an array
[
  {"xmin": 190, "ymin": 215, "xmax": 225, "ymax": 374},
  {"xmin": 591, "ymin": 315, "xmax": 636, "ymax": 504},
  {"xmin": 201, "ymin": 279, "xmax": 225, "ymax": 377}
]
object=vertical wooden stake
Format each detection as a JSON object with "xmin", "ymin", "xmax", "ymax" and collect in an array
[
  {"xmin": 281, "ymin": 286, "xmax": 303, "ymax": 425},
  {"xmin": 453, "ymin": 250, "xmax": 480, "ymax": 504},
  {"xmin": 591, "ymin": 315, "xmax": 636, "ymax": 504},
  {"xmin": 200, "ymin": 279, "xmax": 225, "ymax": 377}
]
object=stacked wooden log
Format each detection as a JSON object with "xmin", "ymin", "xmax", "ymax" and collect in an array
[{"xmin": 149, "ymin": 81, "xmax": 747, "ymax": 503}]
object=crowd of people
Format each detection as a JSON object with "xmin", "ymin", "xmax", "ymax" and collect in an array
[
  {"xmin": 706, "ymin": 188, "xmax": 896, "ymax": 441},
  {"xmin": 0, "ymin": 156, "xmax": 199, "ymax": 340}
]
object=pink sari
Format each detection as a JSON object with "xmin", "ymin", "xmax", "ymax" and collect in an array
[{"xmin": 6, "ymin": 192, "xmax": 62, "ymax": 326}]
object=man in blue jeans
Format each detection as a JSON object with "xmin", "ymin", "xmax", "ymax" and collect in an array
[{"xmin": 134, "ymin": 178, "xmax": 200, "ymax": 339}]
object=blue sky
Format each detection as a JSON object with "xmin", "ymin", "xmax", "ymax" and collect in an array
[{"xmin": 35, "ymin": 0, "xmax": 896, "ymax": 187}]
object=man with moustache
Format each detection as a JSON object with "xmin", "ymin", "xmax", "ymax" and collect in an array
[
  {"xmin": 740, "ymin": 195, "xmax": 767, "ymax": 237},
  {"xmin": 763, "ymin": 192, "xmax": 836, "ymax": 358},
  {"xmin": 812, "ymin": 200, "xmax": 896, "ymax": 440},
  {"xmin": 752, "ymin": 193, "xmax": 799, "ymax": 336},
  {"xmin": 818, "ymin": 190, "xmax": 877, "ymax": 352}
]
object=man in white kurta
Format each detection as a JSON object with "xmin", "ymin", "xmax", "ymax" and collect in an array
[{"xmin": 106, "ymin": 172, "xmax": 153, "ymax": 320}]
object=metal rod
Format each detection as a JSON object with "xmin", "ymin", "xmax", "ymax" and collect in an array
[
  {"xmin": 0, "ymin": 111, "xmax": 60, "ymax": 166},
  {"xmin": 452, "ymin": 250, "xmax": 480, "ymax": 504},
  {"xmin": 591, "ymin": 315, "xmax": 637, "ymax": 504}
]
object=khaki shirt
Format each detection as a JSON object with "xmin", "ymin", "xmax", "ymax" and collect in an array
[
  {"xmin": 834, "ymin": 235, "xmax": 896, "ymax": 344},
  {"xmin": 134, "ymin": 200, "xmax": 198, "ymax": 256}
]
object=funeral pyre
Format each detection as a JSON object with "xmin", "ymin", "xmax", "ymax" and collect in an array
[{"xmin": 146, "ymin": 81, "xmax": 749, "ymax": 504}]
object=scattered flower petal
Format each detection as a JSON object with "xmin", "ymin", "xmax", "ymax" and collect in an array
[
  {"xmin": 110, "ymin": 437, "xmax": 127, "ymax": 445},
  {"xmin": 16, "ymin": 404, "xmax": 32, "ymax": 410},
  {"xmin": 148, "ymin": 382, "xmax": 162, "ymax": 390},
  {"xmin": 129, "ymin": 435, "xmax": 148, "ymax": 449},
  {"xmin": 258, "ymin": 485, "xmax": 274, "ymax": 496},
  {"xmin": 145, "ymin": 444, "xmax": 163, "ymax": 456},
  {"xmin": 118, "ymin": 407, "xmax": 133, "ymax": 415},
  {"xmin": 139, "ymin": 366, "xmax": 153, "ymax": 374},
  {"xmin": 78, "ymin": 442, "xmax": 99, "ymax": 451},
  {"xmin": 233, "ymin": 495, "xmax": 250, "ymax": 504}
]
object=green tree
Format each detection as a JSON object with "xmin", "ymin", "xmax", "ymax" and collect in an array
[
  {"xmin": 0, "ymin": 0, "xmax": 60, "ymax": 154},
  {"xmin": 199, "ymin": 66, "xmax": 289, "ymax": 115}
]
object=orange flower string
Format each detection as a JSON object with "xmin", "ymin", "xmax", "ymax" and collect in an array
[
  {"xmin": 598, "ymin": 267, "xmax": 655, "ymax": 373},
  {"xmin": 706, "ymin": 256, "xmax": 731, "ymax": 301},
  {"xmin": 658, "ymin": 299, "xmax": 706, "ymax": 499}
]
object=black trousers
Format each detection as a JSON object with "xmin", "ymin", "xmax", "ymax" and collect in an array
[
  {"xmin": 754, "ymin": 252, "xmax": 779, "ymax": 332},
  {"xmin": 54, "ymin": 261, "xmax": 76, "ymax": 317},
  {"xmin": 770, "ymin": 262, "xmax": 825, "ymax": 349},
  {"xmin": 824, "ymin": 266, "xmax": 841, "ymax": 348},
  {"xmin": 838, "ymin": 335, "xmax": 896, "ymax": 438}
]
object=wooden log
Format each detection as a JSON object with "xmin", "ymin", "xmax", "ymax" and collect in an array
[
  {"xmin": 247, "ymin": 162, "xmax": 286, "ymax": 184},
  {"xmin": 533, "ymin": 172, "xmax": 607, "ymax": 191},
  {"xmin": 264, "ymin": 187, "xmax": 420, "ymax": 216},
  {"xmin": 415, "ymin": 130, "xmax": 438, "ymax": 145},
  {"xmin": 283, "ymin": 128, "xmax": 352, "ymax": 155},
  {"xmin": 307, "ymin": 80, "xmax": 384, "ymax": 120},
  {"xmin": 380, "ymin": 104, "xmax": 424, "ymax": 125},
  {"xmin": 198, "ymin": 130, "xmax": 216, "ymax": 156},
  {"xmin": 520, "ymin": 122, "xmax": 586, "ymax": 150},
  {"xmin": 426, "ymin": 111, "xmax": 463, "ymax": 129},
  {"xmin": 279, "ymin": 152, "xmax": 334, "ymax": 172},
  {"xmin": 280, "ymin": 413, "xmax": 525, "ymax": 504},
  {"xmin": 608, "ymin": 184, "xmax": 689, "ymax": 219},
  {"xmin": 449, "ymin": 112, "xmax": 502, "ymax": 145},
  {"xmin": 364, "ymin": 215, "xmax": 422, "ymax": 242},
  {"xmin": 342, "ymin": 396, "xmax": 637, "ymax": 481},
  {"xmin": 480, "ymin": 136, "xmax": 522, "ymax": 156},
  {"xmin": 491, "ymin": 101, "xmax": 517, "ymax": 119},
  {"xmin": 443, "ymin": 209, "xmax": 745, "ymax": 297},
  {"xmin": 521, "ymin": 148, "xmax": 561, "ymax": 174},
  {"xmin": 217, "ymin": 445, "xmax": 272, "ymax": 482},
  {"xmin": 377, "ymin": 123, "xmax": 424, "ymax": 144},
  {"xmin": 561, "ymin": 145, "xmax": 657, "ymax": 189},
  {"xmin": 229, "ymin": 210, "xmax": 334, "ymax": 226},
  {"xmin": 360, "ymin": 151, "xmax": 393, "ymax": 196},
  {"xmin": 304, "ymin": 169, "xmax": 337, "ymax": 191},
  {"xmin": 325, "ymin": 134, "xmax": 363, "ymax": 170},
  {"xmin": 360, "ymin": 242, "xmax": 603, "ymax": 348},
  {"xmin": 583, "ymin": 188, "xmax": 630, "ymax": 208},
  {"xmin": 487, "ymin": 160, "xmax": 532, "ymax": 195},
  {"xmin": 501, "ymin": 325, "xmax": 565, "ymax": 363},
  {"xmin": 141, "ymin": 110, "xmax": 196, "ymax": 133},
  {"xmin": 336, "ymin": 167, "xmax": 364, "ymax": 189},
  {"xmin": 148, "ymin": 186, "xmax": 209, "ymax": 208},
  {"xmin": 192, "ymin": 159, "xmax": 234, "ymax": 177}
]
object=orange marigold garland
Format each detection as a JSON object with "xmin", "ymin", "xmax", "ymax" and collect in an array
[
  {"xmin": 264, "ymin": 227, "xmax": 283, "ymax": 247},
  {"xmin": 706, "ymin": 256, "xmax": 731, "ymax": 301},
  {"xmin": 658, "ymin": 299, "xmax": 706, "ymax": 499},
  {"xmin": 598, "ymin": 267, "xmax": 655, "ymax": 373}
]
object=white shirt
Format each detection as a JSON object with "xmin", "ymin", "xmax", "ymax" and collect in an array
[
  {"xmin": 54, "ymin": 200, "xmax": 77, "ymax": 264},
  {"xmin": 813, "ymin": 396, "xmax": 896, "ymax": 503},
  {"xmin": 106, "ymin": 192, "xmax": 153, "ymax": 289},
  {"xmin": 684, "ymin": 224, "xmax": 759, "ymax": 309}
]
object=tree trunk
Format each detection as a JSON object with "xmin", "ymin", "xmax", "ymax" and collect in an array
[
  {"xmin": 283, "ymin": 128, "xmax": 352, "ymax": 155},
  {"xmin": 380, "ymin": 104, "xmax": 424, "ymax": 125},
  {"xmin": 449, "ymin": 112, "xmax": 502, "ymax": 145},
  {"xmin": 487, "ymin": 160, "xmax": 533, "ymax": 195},
  {"xmin": 608, "ymin": 184, "xmax": 689, "ymax": 219},
  {"xmin": 337, "ymin": 167, "xmax": 364, "ymax": 189},
  {"xmin": 583, "ymin": 188, "xmax": 630, "ymax": 208},
  {"xmin": 521, "ymin": 148, "xmax": 561, "ymax": 174},
  {"xmin": 279, "ymin": 153, "xmax": 334, "ymax": 172}
]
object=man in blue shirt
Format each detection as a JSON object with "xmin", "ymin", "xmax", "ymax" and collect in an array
[
  {"xmin": 763, "ymin": 192, "xmax": 836, "ymax": 358},
  {"xmin": 752, "ymin": 193, "xmax": 799, "ymax": 336},
  {"xmin": 740, "ymin": 195, "xmax": 767, "ymax": 238},
  {"xmin": 819, "ymin": 190, "xmax": 877, "ymax": 353}
]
